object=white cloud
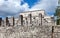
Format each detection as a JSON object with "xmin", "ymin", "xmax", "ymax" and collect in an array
[
  {"xmin": 30, "ymin": 0, "xmax": 58, "ymax": 15},
  {"xmin": 0, "ymin": 0, "xmax": 58, "ymax": 17},
  {"xmin": 0, "ymin": 0, "xmax": 29, "ymax": 17},
  {"xmin": 0, "ymin": 0, "xmax": 4, "ymax": 5}
]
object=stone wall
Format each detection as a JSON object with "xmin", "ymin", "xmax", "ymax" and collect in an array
[
  {"xmin": 53, "ymin": 26, "xmax": 60, "ymax": 38},
  {"xmin": 0, "ymin": 25, "xmax": 60, "ymax": 38},
  {"xmin": 0, "ymin": 25, "xmax": 52, "ymax": 38},
  {"xmin": 0, "ymin": 10, "xmax": 56, "ymax": 38}
]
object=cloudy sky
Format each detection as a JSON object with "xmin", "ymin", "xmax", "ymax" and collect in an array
[{"xmin": 0, "ymin": 0, "xmax": 58, "ymax": 18}]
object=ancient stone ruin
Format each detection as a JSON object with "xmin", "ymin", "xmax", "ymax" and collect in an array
[{"xmin": 0, "ymin": 10, "xmax": 59, "ymax": 38}]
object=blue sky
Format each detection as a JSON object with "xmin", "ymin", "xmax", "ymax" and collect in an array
[
  {"xmin": 0, "ymin": 0, "xmax": 58, "ymax": 18},
  {"xmin": 23, "ymin": 0, "xmax": 39, "ymax": 8}
]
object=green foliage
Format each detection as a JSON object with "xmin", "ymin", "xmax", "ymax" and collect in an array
[
  {"xmin": 54, "ymin": 7, "xmax": 60, "ymax": 25},
  {"xmin": 57, "ymin": 19, "xmax": 60, "ymax": 25},
  {"xmin": 54, "ymin": 8, "xmax": 60, "ymax": 16}
]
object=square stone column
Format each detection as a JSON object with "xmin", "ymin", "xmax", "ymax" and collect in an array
[
  {"xmin": 12, "ymin": 16, "xmax": 15, "ymax": 26},
  {"xmin": 6, "ymin": 17, "xmax": 10, "ymax": 26},
  {"xmin": 28, "ymin": 14, "xmax": 32, "ymax": 24},
  {"xmin": 39, "ymin": 13, "xmax": 42, "ymax": 25},
  {"xmin": 0, "ymin": 17, "xmax": 2, "ymax": 26},
  {"xmin": 20, "ymin": 15, "xmax": 23, "ymax": 26}
]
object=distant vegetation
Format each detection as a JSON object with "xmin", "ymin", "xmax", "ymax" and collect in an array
[{"xmin": 54, "ymin": 7, "xmax": 60, "ymax": 25}]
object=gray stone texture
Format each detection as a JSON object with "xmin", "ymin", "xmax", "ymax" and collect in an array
[
  {"xmin": 0, "ymin": 10, "xmax": 57, "ymax": 38},
  {"xmin": 0, "ymin": 25, "xmax": 52, "ymax": 38}
]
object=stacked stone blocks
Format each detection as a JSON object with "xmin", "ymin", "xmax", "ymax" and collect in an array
[{"xmin": 0, "ymin": 10, "xmax": 57, "ymax": 38}]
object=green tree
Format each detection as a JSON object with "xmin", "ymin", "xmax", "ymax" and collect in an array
[{"xmin": 54, "ymin": 6, "xmax": 60, "ymax": 25}]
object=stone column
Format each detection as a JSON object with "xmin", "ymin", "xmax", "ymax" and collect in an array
[
  {"xmin": 26, "ymin": 17, "xmax": 28, "ymax": 25},
  {"xmin": 6, "ymin": 17, "xmax": 9, "ymax": 26},
  {"xmin": 12, "ymin": 16, "xmax": 15, "ymax": 26},
  {"xmin": 39, "ymin": 13, "xmax": 42, "ymax": 25},
  {"xmin": 0, "ymin": 17, "xmax": 2, "ymax": 26},
  {"xmin": 51, "ymin": 26, "xmax": 54, "ymax": 38},
  {"xmin": 20, "ymin": 15, "xmax": 23, "ymax": 26},
  {"xmin": 29, "ymin": 14, "xmax": 32, "ymax": 24},
  {"xmin": 9, "ymin": 16, "xmax": 15, "ymax": 26}
]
